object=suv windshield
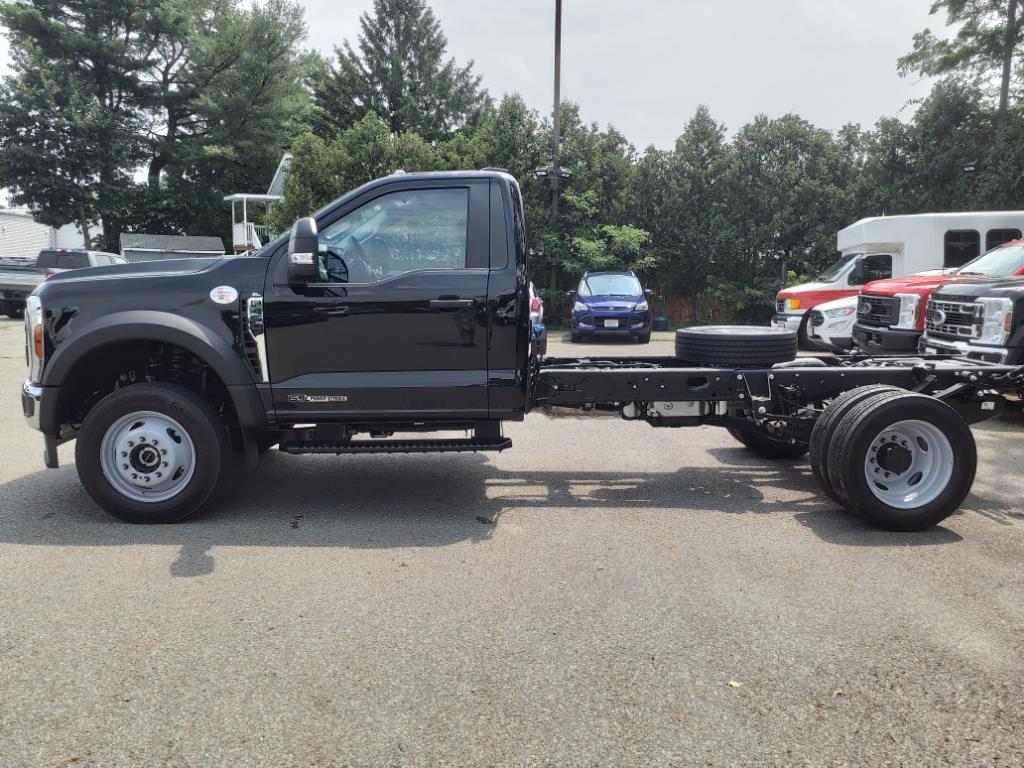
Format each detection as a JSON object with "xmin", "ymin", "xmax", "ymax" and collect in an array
[
  {"xmin": 956, "ymin": 243, "xmax": 1024, "ymax": 276},
  {"xmin": 817, "ymin": 252, "xmax": 860, "ymax": 282},
  {"xmin": 580, "ymin": 274, "xmax": 642, "ymax": 296}
]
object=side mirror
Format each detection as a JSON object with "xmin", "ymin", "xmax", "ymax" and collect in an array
[
  {"xmin": 567, "ymin": 289, "xmax": 576, "ymax": 298},
  {"xmin": 848, "ymin": 259, "xmax": 866, "ymax": 286},
  {"xmin": 644, "ymin": 288, "xmax": 654, "ymax": 297},
  {"xmin": 288, "ymin": 217, "xmax": 318, "ymax": 285}
]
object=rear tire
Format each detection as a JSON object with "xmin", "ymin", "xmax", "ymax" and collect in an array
[
  {"xmin": 75, "ymin": 383, "xmax": 228, "ymax": 523},
  {"xmin": 826, "ymin": 392, "xmax": 976, "ymax": 531},
  {"xmin": 636, "ymin": 332, "xmax": 651, "ymax": 344},
  {"xmin": 675, "ymin": 326, "xmax": 797, "ymax": 366},
  {"xmin": 727, "ymin": 427, "xmax": 809, "ymax": 459},
  {"xmin": 809, "ymin": 385, "xmax": 903, "ymax": 504}
]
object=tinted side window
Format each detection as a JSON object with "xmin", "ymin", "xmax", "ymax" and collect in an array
[
  {"xmin": 855, "ymin": 254, "xmax": 892, "ymax": 284},
  {"xmin": 985, "ymin": 228, "xmax": 1022, "ymax": 252},
  {"xmin": 316, "ymin": 188, "xmax": 469, "ymax": 284},
  {"xmin": 944, "ymin": 230, "xmax": 980, "ymax": 268}
]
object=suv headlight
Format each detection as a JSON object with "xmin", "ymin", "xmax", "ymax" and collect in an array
[
  {"xmin": 824, "ymin": 306, "xmax": 855, "ymax": 318},
  {"xmin": 894, "ymin": 293, "xmax": 921, "ymax": 330},
  {"xmin": 634, "ymin": 299, "xmax": 649, "ymax": 312},
  {"xmin": 573, "ymin": 301, "xmax": 588, "ymax": 313},
  {"xmin": 976, "ymin": 297, "xmax": 1013, "ymax": 345},
  {"xmin": 25, "ymin": 294, "xmax": 44, "ymax": 381}
]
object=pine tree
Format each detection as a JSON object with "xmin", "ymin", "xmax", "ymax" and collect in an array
[{"xmin": 313, "ymin": 0, "xmax": 487, "ymax": 141}]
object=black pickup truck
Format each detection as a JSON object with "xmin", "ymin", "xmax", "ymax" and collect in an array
[
  {"xmin": 921, "ymin": 277, "xmax": 1024, "ymax": 364},
  {"xmin": 20, "ymin": 171, "xmax": 1024, "ymax": 530}
]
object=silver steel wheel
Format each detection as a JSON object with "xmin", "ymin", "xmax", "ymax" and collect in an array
[
  {"xmin": 99, "ymin": 410, "xmax": 196, "ymax": 503},
  {"xmin": 862, "ymin": 419, "xmax": 955, "ymax": 509}
]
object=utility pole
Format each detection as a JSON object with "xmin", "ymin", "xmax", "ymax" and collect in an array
[{"xmin": 549, "ymin": 0, "xmax": 562, "ymax": 293}]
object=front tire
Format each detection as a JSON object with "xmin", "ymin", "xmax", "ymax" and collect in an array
[
  {"xmin": 2, "ymin": 300, "xmax": 23, "ymax": 319},
  {"xmin": 636, "ymin": 332, "xmax": 651, "ymax": 344},
  {"xmin": 75, "ymin": 383, "xmax": 229, "ymax": 523}
]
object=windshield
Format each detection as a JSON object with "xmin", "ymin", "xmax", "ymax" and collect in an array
[
  {"xmin": 956, "ymin": 243, "xmax": 1024, "ymax": 276},
  {"xmin": 580, "ymin": 274, "xmax": 642, "ymax": 296},
  {"xmin": 817, "ymin": 252, "xmax": 860, "ymax": 282}
]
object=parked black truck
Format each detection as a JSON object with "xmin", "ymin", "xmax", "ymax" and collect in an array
[
  {"xmin": 922, "ymin": 277, "xmax": 1024, "ymax": 364},
  {"xmin": 20, "ymin": 171, "xmax": 1024, "ymax": 529}
]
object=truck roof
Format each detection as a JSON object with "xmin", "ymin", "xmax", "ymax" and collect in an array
[{"xmin": 837, "ymin": 211, "xmax": 1024, "ymax": 253}]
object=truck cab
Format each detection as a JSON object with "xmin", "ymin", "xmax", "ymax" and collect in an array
[{"xmin": 852, "ymin": 240, "xmax": 1024, "ymax": 353}]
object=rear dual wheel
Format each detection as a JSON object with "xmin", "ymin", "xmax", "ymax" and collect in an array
[{"xmin": 809, "ymin": 388, "xmax": 976, "ymax": 531}]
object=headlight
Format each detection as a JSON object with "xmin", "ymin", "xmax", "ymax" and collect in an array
[
  {"xmin": 573, "ymin": 301, "xmax": 588, "ymax": 313},
  {"xmin": 824, "ymin": 306, "xmax": 855, "ymax": 318},
  {"xmin": 894, "ymin": 293, "xmax": 921, "ymax": 330},
  {"xmin": 785, "ymin": 298, "xmax": 802, "ymax": 311},
  {"xmin": 977, "ymin": 298, "xmax": 1013, "ymax": 345},
  {"xmin": 634, "ymin": 300, "xmax": 649, "ymax": 312}
]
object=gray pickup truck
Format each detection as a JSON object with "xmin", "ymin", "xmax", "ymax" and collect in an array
[{"xmin": 0, "ymin": 248, "xmax": 125, "ymax": 318}]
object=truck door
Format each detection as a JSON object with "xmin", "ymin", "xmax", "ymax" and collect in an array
[{"xmin": 264, "ymin": 178, "xmax": 491, "ymax": 421}]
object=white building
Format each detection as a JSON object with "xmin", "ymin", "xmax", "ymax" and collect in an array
[{"xmin": 0, "ymin": 208, "xmax": 88, "ymax": 259}]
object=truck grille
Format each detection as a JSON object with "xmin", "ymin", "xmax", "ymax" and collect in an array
[
  {"xmin": 925, "ymin": 299, "xmax": 981, "ymax": 339},
  {"xmin": 856, "ymin": 295, "xmax": 899, "ymax": 327},
  {"xmin": 776, "ymin": 299, "xmax": 785, "ymax": 314}
]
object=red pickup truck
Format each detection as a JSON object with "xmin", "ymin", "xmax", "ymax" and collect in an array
[{"xmin": 852, "ymin": 240, "xmax": 1024, "ymax": 352}]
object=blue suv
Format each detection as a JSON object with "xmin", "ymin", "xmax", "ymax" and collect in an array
[{"xmin": 569, "ymin": 271, "xmax": 653, "ymax": 343}]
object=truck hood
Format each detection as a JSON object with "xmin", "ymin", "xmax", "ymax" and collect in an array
[
  {"xmin": 42, "ymin": 257, "xmax": 222, "ymax": 285},
  {"xmin": 578, "ymin": 294, "xmax": 643, "ymax": 309},
  {"xmin": 861, "ymin": 272, "xmax": 967, "ymax": 297},
  {"xmin": 933, "ymin": 276, "xmax": 1024, "ymax": 301}
]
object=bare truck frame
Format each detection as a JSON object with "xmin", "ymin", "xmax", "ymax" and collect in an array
[{"xmin": 530, "ymin": 349, "xmax": 1022, "ymax": 532}]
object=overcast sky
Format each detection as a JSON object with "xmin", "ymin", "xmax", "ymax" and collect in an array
[{"xmin": 0, "ymin": 0, "xmax": 943, "ymax": 149}]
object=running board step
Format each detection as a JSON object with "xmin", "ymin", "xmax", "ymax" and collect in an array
[{"xmin": 279, "ymin": 437, "xmax": 513, "ymax": 455}]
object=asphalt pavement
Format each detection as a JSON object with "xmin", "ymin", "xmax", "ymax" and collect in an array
[{"xmin": 1, "ymin": 320, "xmax": 1022, "ymax": 767}]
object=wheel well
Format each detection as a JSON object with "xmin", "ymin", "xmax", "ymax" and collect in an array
[{"xmin": 57, "ymin": 340, "xmax": 235, "ymax": 431}]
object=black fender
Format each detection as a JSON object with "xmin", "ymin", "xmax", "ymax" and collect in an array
[{"xmin": 41, "ymin": 310, "xmax": 267, "ymax": 430}]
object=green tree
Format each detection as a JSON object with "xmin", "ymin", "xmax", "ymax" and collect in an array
[
  {"xmin": 313, "ymin": 0, "xmax": 487, "ymax": 141},
  {"xmin": 0, "ymin": 0, "xmax": 153, "ymax": 245},
  {"xmin": 899, "ymin": 0, "xmax": 1024, "ymax": 131}
]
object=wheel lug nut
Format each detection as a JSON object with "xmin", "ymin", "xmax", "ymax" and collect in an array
[
  {"xmin": 127, "ymin": 441, "xmax": 134, "ymax": 447},
  {"xmin": 144, "ymin": 476, "xmax": 150, "ymax": 483},
  {"xmin": 131, "ymin": 473, "xmax": 138, "ymax": 479},
  {"xmin": 156, "ymin": 472, "xmax": 162, "ymax": 478},
  {"xmin": 162, "ymin": 462, "xmax": 168, "ymax": 467},
  {"xmin": 161, "ymin": 449, "xmax": 167, "ymax": 455},
  {"xmin": 122, "ymin": 464, "xmax": 129, "ymax": 470}
]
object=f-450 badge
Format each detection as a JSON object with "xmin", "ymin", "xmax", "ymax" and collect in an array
[{"xmin": 287, "ymin": 394, "xmax": 348, "ymax": 403}]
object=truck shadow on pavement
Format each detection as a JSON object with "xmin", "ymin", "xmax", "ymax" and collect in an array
[{"xmin": 0, "ymin": 447, "xmax": 972, "ymax": 577}]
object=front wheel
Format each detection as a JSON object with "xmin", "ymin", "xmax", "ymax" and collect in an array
[
  {"xmin": 2, "ymin": 300, "xmax": 23, "ymax": 319},
  {"xmin": 727, "ymin": 427, "xmax": 808, "ymax": 459},
  {"xmin": 636, "ymin": 332, "xmax": 651, "ymax": 344},
  {"xmin": 75, "ymin": 383, "xmax": 229, "ymax": 523}
]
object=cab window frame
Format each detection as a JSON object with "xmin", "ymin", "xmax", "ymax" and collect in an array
[{"xmin": 299, "ymin": 181, "xmax": 488, "ymax": 288}]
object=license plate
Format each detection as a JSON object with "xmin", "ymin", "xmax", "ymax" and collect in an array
[
  {"xmin": 604, "ymin": 318, "xmax": 619, "ymax": 328},
  {"xmin": 924, "ymin": 347, "xmax": 938, "ymax": 355},
  {"xmin": 772, "ymin": 320, "xmax": 786, "ymax": 328}
]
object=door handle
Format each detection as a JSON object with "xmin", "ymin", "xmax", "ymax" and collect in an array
[{"xmin": 429, "ymin": 298, "xmax": 475, "ymax": 309}]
